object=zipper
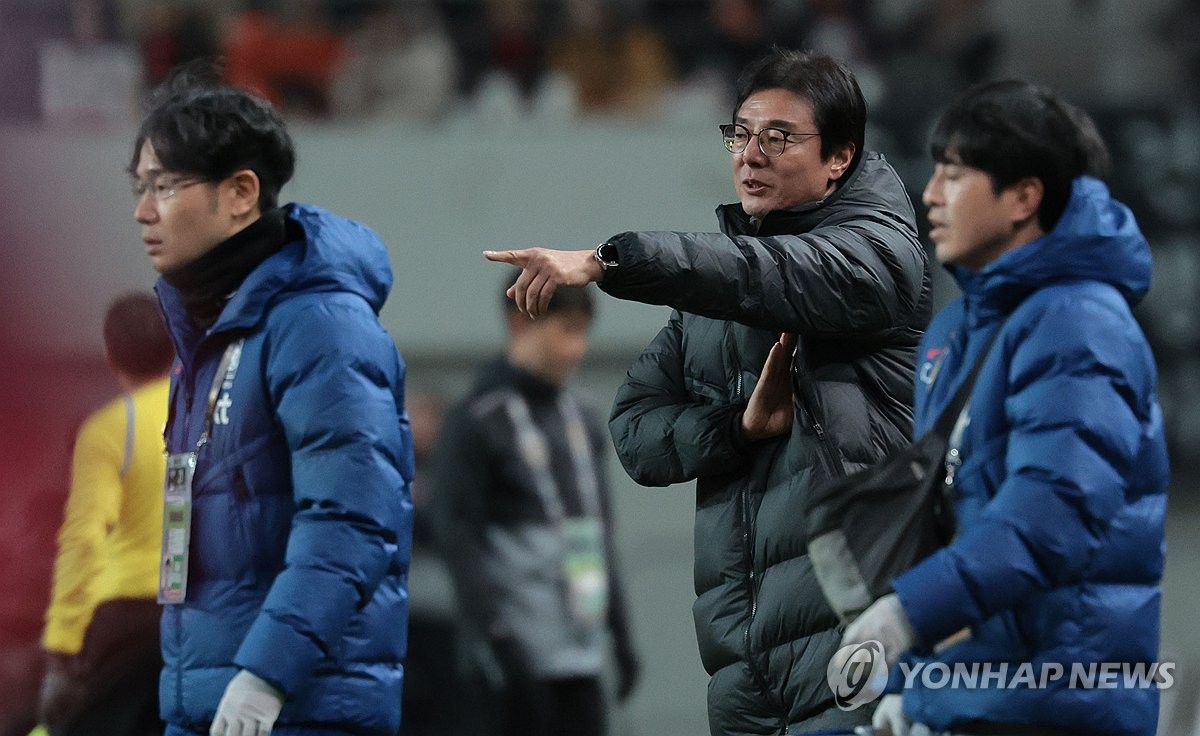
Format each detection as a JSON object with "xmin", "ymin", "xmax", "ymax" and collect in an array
[
  {"xmin": 730, "ymin": 326, "xmax": 786, "ymax": 721},
  {"xmin": 739, "ymin": 477, "xmax": 778, "ymax": 715},
  {"xmin": 792, "ymin": 357, "xmax": 844, "ymax": 480}
]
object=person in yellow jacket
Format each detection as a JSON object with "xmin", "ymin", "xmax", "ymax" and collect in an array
[{"xmin": 38, "ymin": 292, "xmax": 174, "ymax": 736}]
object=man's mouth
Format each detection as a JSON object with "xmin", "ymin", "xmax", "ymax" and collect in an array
[{"xmin": 743, "ymin": 179, "xmax": 768, "ymax": 195}]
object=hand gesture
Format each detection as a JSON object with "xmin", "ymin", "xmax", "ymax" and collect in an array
[
  {"xmin": 615, "ymin": 644, "xmax": 641, "ymax": 702},
  {"xmin": 483, "ymin": 248, "xmax": 602, "ymax": 318},
  {"xmin": 741, "ymin": 333, "xmax": 796, "ymax": 441}
]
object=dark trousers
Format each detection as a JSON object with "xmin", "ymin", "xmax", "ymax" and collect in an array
[
  {"xmin": 494, "ymin": 674, "xmax": 607, "ymax": 736},
  {"xmin": 49, "ymin": 598, "xmax": 162, "ymax": 736},
  {"xmin": 461, "ymin": 636, "xmax": 609, "ymax": 736}
]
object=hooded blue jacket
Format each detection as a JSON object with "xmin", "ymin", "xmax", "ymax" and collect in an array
[
  {"xmin": 156, "ymin": 203, "xmax": 415, "ymax": 733},
  {"xmin": 891, "ymin": 178, "xmax": 1169, "ymax": 735}
]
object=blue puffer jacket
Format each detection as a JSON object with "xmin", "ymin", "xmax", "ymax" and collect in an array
[
  {"xmin": 891, "ymin": 178, "xmax": 1169, "ymax": 735},
  {"xmin": 156, "ymin": 203, "xmax": 415, "ymax": 733}
]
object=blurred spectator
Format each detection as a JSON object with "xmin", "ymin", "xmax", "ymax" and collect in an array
[
  {"xmin": 399, "ymin": 389, "xmax": 473, "ymax": 735},
  {"xmin": 546, "ymin": 0, "xmax": 675, "ymax": 119},
  {"xmin": 1158, "ymin": 0, "xmax": 1200, "ymax": 107},
  {"xmin": 485, "ymin": 0, "xmax": 552, "ymax": 100},
  {"xmin": 434, "ymin": 275, "xmax": 640, "ymax": 736},
  {"xmin": 432, "ymin": 0, "xmax": 491, "ymax": 96},
  {"xmin": 870, "ymin": 0, "xmax": 1002, "ymax": 154},
  {"xmin": 801, "ymin": 0, "xmax": 873, "ymax": 64},
  {"xmin": 640, "ymin": 0, "xmax": 710, "ymax": 80},
  {"xmin": 0, "ymin": 0, "xmax": 57, "ymax": 120},
  {"xmin": 704, "ymin": 0, "xmax": 770, "ymax": 91},
  {"xmin": 30, "ymin": 0, "xmax": 138, "ymax": 128},
  {"xmin": 989, "ymin": 0, "xmax": 1180, "ymax": 107},
  {"xmin": 408, "ymin": 390, "xmax": 447, "ymax": 547},
  {"xmin": 799, "ymin": 0, "xmax": 882, "ymax": 105},
  {"xmin": 137, "ymin": 1, "xmax": 218, "ymax": 89},
  {"xmin": 223, "ymin": 0, "xmax": 346, "ymax": 116},
  {"xmin": 331, "ymin": 0, "xmax": 459, "ymax": 123},
  {"xmin": 37, "ymin": 292, "xmax": 172, "ymax": 736}
]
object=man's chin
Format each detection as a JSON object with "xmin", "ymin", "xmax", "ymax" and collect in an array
[{"xmin": 740, "ymin": 201, "xmax": 769, "ymax": 218}]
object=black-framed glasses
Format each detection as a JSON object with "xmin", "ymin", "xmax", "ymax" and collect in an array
[
  {"xmin": 131, "ymin": 175, "xmax": 206, "ymax": 202},
  {"xmin": 719, "ymin": 123, "xmax": 820, "ymax": 157}
]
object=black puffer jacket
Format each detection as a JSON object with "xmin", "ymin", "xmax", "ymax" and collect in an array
[{"xmin": 601, "ymin": 152, "xmax": 930, "ymax": 735}]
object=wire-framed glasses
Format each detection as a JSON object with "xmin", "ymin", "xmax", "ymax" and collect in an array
[
  {"xmin": 719, "ymin": 123, "xmax": 820, "ymax": 157},
  {"xmin": 131, "ymin": 175, "xmax": 206, "ymax": 202}
]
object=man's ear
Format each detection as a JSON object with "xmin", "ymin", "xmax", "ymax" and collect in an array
[
  {"xmin": 227, "ymin": 169, "xmax": 261, "ymax": 218},
  {"xmin": 828, "ymin": 144, "xmax": 855, "ymax": 181},
  {"xmin": 1008, "ymin": 176, "xmax": 1045, "ymax": 226}
]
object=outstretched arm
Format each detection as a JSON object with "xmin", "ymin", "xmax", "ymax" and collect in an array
[{"xmin": 486, "ymin": 218, "xmax": 925, "ymax": 335}]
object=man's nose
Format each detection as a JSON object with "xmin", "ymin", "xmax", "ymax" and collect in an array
[
  {"xmin": 741, "ymin": 137, "xmax": 770, "ymax": 164},
  {"xmin": 921, "ymin": 178, "xmax": 940, "ymax": 208},
  {"xmin": 134, "ymin": 192, "xmax": 157, "ymax": 223}
]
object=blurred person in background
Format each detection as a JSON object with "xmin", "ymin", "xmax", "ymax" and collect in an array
[
  {"xmin": 545, "ymin": 0, "xmax": 676, "ymax": 119},
  {"xmin": 330, "ymin": 0, "xmax": 459, "ymax": 123},
  {"xmin": 398, "ymin": 389, "xmax": 471, "ymax": 736},
  {"xmin": 485, "ymin": 48, "xmax": 929, "ymax": 735},
  {"xmin": 222, "ymin": 0, "xmax": 345, "ymax": 117},
  {"xmin": 138, "ymin": 0, "xmax": 219, "ymax": 89},
  {"xmin": 842, "ymin": 80, "xmax": 1169, "ymax": 736},
  {"xmin": 37, "ymin": 292, "xmax": 173, "ymax": 736},
  {"xmin": 483, "ymin": 0, "xmax": 551, "ymax": 101},
  {"xmin": 131, "ymin": 62, "xmax": 414, "ymax": 735},
  {"xmin": 433, "ymin": 273, "xmax": 640, "ymax": 736}
]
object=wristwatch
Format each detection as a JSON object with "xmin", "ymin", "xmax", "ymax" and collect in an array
[{"xmin": 594, "ymin": 241, "xmax": 619, "ymax": 271}]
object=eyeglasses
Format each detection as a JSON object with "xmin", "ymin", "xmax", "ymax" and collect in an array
[
  {"xmin": 719, "ymin": 123, "xmax": 820, "ymax": 157},
  {"xmin": 131, "ymin": 175, "xmax": 205, "ymax": 202}
]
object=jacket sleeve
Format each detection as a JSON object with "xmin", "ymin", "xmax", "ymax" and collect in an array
[
  {"xmin": 428, "ymin": 398, "xmax": 499, "ymax": 628},
  {"xmin": 609, "ymin": 311, "xmax": 755, "ymax": 486},
  {"xmin": 892, "ymin": 294, "xmax": 1162, "ymax": 647},
  {"xmin": 597, "ymin": 214, "xmax": 926, "ymax": 337},
  {"xmin": 42, "ymin": 409, "xmax": 123, "ymax": 654},
  {"xmin": 235, "ymin": 298, "xmax": 414, "ymax": 696}
]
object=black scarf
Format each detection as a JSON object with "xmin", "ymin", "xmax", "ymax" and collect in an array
[{"xmin": 162, "ymin": 208, "xmax": 288, "ymax": 328}]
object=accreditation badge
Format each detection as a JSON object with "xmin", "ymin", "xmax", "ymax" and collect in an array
[
  {"xmin": 561, "ymin": 517, "xmax": 609, "ymax": 626},
  {"xmin": 158, "ymin": 452, "xmax": 196, "ymax": 604}
]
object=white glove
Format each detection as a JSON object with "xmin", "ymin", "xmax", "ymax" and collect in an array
[
  {"xmin": 210, "ymin": 669, "xmax": 284, "ymax": 736},
  {"xmin": 872, "ymin": 694, "xmax": 910, "ymax": 736},
  {"xmin": 841, "ymin": 593, "xmax": 917, "ymax": 669}
]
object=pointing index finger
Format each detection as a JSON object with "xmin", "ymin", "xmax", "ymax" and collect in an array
[{"xmin": 483, "ymin": 249, "xmax": 525, "ymax": 264}]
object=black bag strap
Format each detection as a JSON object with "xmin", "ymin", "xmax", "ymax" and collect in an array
[
  {"xmin": 791, "ymin": 323, "xmax": 1008, "ymax": 479},
  {"xmin": 928, "ymin": 326, "xmax": 1005, "ymax": 441}
]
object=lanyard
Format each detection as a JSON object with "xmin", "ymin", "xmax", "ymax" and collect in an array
[
  {"xmin": 504, "ymin": 391, "xmax": 600, "ymax": 523},
  {"xmin": 195, "ymin": 339, "xmax": 244, "ymax": 453}
]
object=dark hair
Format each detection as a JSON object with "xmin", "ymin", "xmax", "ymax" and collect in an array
[
  {"xmin": 128, "ymin": 60, "xmax": 296, "ymax": 211},
  {"xmin": 732, "ymin": 48, "xmax": 866, "ymax": 164},
  {"xmin": 501, "ymin": 270, "xmax": 595, "ymax": 318},
  {"xmin": 930, "ymin": 79, "xmax": 1112, "ymax": 231},
  {"xmin": 103, "ymin": 292, "xmax": 174, "ymax": 381}
]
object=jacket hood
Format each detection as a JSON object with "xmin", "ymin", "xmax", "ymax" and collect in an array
[
  {"xmin": 950, "ymin": 177, "xmax": 1151, "ymax": 322},
  {"xmin": 159, "ymin": 203, "xmax": 393, "ymax": 336},
  {"xmin": 715, "ymin": 151, "xmax": 917, "ymax": 237}
]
